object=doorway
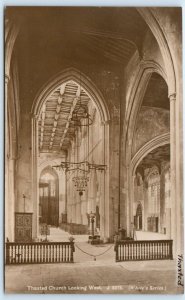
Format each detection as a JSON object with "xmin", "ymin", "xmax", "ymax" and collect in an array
[
  {"xmin": 39, "ymin": 167, "xmax": 59, "ymax": 227},
  {"xmin": 135, "ymin": 203, "xmax": 142, "ymax": 230}
]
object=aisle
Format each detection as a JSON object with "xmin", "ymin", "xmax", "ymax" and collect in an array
[
  {"xmin": 38, "ymin": 227, "xmax": 115, "ymax": 263},
  {"xmin": 38, "ymin": 226, "xmax": 89, "ymax": 242}
]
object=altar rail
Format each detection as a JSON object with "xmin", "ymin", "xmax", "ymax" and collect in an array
[
  {"xmin": 114, "ymin": 240, "xmax": 173, "ymax": 262},
  {"xmin": 5, "ymin": 242, "xmax": 75, "ymax": 265}
]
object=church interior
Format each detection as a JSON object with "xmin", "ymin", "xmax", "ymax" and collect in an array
[{"xmin": 5, "ymin": 7, "xmax": 183, "ymax": 262}]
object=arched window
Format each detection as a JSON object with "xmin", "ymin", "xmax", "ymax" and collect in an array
[
  {"xmin": 40, "ymin": 172, "xmax": 56, "ymax": 197},
  {"xmin": 148, "ymin": 167, "xmax": 160, "ymax": 214},
  {"xmin": 41, "ymin": 173, "xmax": 55, "ymax": 181}
]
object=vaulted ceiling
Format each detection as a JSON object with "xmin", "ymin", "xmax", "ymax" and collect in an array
[
  {"xmin": 142, "ymin": 73, "xmax": 169, "ymax": 110},
  {"xmin": 7, "ymin": 7, "xmax": 153, "ymax": 154},
  {"xmin": 8, "ymin": 7, "xmax": 148, "ymax": 106},
  {"xmin": 10, "ymin": 7, "xmax": 146, "ymax": 65},
  {"xmin": 137, "ymin": 144, "xmax": 170, "ymax": 171}
]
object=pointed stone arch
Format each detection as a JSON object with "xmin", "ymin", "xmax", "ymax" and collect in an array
[
  {"xmin": 125, "ymin": 61, "xmax": 168, "ymax": 163},
  {"xmin": 137, "ymin": 8, "xmax": 176, "ymax": 95},
  {"xmin": 136, "ymin": 7, "xmax": 182, "ymax": 256},
  {"xmin": 31, "ymin": 67, "xmax": 110, "ymax": 239},
  {"xmin": 40, "ymin": 165, "xmax": 59, "ymax": 179},
  {"xmin": 131, "ymin": 133, "xmax": 170, "ymax": 176},
  {"xmin": 31, "ymin": 67, "xmax": 110, "ymax": 124}
]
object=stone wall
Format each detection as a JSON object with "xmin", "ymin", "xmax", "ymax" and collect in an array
[{"xmin": 132, "ymin": 107, "xmax": 170, "ymax": 156}]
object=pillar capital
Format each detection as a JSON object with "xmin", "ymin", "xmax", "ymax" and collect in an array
[
  {"xmin": 101, "ymin": 120, "xmax": 111, "ymax": 126},
  {"xmin": 169, "ymin": 93, "xmax": 176, "ymax": 102},
  {"xmin": 9, "ymin": 156, "xmax": 17, "ymax": 161},
  {"xmin": 32, "ymin": 113, "xmax": 39, "ymax": 121},
  {"xmin": 5, "ymin": 74, "xmax": 10, "ymax": 84}
]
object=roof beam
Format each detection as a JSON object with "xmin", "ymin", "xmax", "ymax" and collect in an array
[
  {"xmin": 59, "ymin": 86, "xmax": 80, "ymax": 149},
  {"xmin": 39, "ymin": 103, "xmax": 46, "ymax": 149},
  {"xmin": 69, "ymin": 27, "xmax": 137, "ymax": 48},
  {"xmin": 48, "ymin": 83, "xmax": 66, "ymax": 150},
  {"xmin": 88, "ymin": 35, "xmax": 132, "ymax": 60},
  {"xmin": 84, "ymin": 35, "xmax": 125, "ymax": 64}
]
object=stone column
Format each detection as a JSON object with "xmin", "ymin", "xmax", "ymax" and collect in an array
[
  {"xmin": 76, "ymin": 197, "xmax": 81, "ymax": 224},
  {"xmin": 66, "ymin": 173, "xmax": 70, "ymax": 222},
  {"xmin": 64, "ymin": 171, "xmax": 67, "ymax": 215},
  {"xmin": 126, "ymin": 166, "xmax": 133, "ymax": 236},
  {"xmin": 170, "ymin": 90, "xmax": 183, "ymax": 256},
  {"xmin": 5, "ymin": 74, "xmax": 10, "ymax": 240},
  {"xmin": 5, "ymin": 21, "xmax": 19, "ymax": 241},
  {"xmin": 100, "ymin": 121, "xmax": 110, "ymax": 241},
  {"xmin": 8, "ymin": 158, "xmax": 16, "ymax": 241},
  {"xmin": 176, "ymin": 85, "xmax": 183, "ymax": 259},
  {"xmin": 5, "ymin": 74, "xmax": 18, "ymax": 241},
  {"xmin": 169, "ymin": 93, "xmax": 176, "ymax": 252},
  {"xmin": 58, "ymin": 170, "xmax": 65, "ymax": 223},
  {"xmin": 32, "ymin": 115, "xmax": 39, "ymax": 239},
  {"xmin": 166, "ymin": 208, "xmax": 171, "ymax": 239}
]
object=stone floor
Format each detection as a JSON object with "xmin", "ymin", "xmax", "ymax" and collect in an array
[{"xmin": 5, "ymin": 228, "xmax": 184, "ymax": 295}]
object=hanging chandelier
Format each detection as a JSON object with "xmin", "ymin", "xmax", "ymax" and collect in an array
[
  {"xmin": 71, "ymin": 100, "xmax": 93, "ymax": 127},
  {"xmin": 53, "ymin": 161, "xmax": 106, "ymax": 196},
  {"xmin": 72, "ymin": 176, "xmax": 89, "ymax": 195},
  {"xmin": 53, "ymin": 161, "xmax": 106, "ymax": 173}
]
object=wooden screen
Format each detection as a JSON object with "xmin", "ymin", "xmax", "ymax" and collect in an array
[
  {"xmin": 15, "ymin": 213, "xmax": 32, "ymax": 242},
  {"xmin": 39, "ymin": 177, "xmax": 59, "ymax": 227}
]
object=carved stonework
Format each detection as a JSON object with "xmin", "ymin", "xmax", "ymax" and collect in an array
[{"xmin": 161, "ymin": 161, "xmax": 170, "ymax": 174}]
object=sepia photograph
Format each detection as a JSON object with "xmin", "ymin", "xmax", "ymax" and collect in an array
[{"xmin": 4, "ymin": 6, "xmax": 183, "ymax": 294}]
